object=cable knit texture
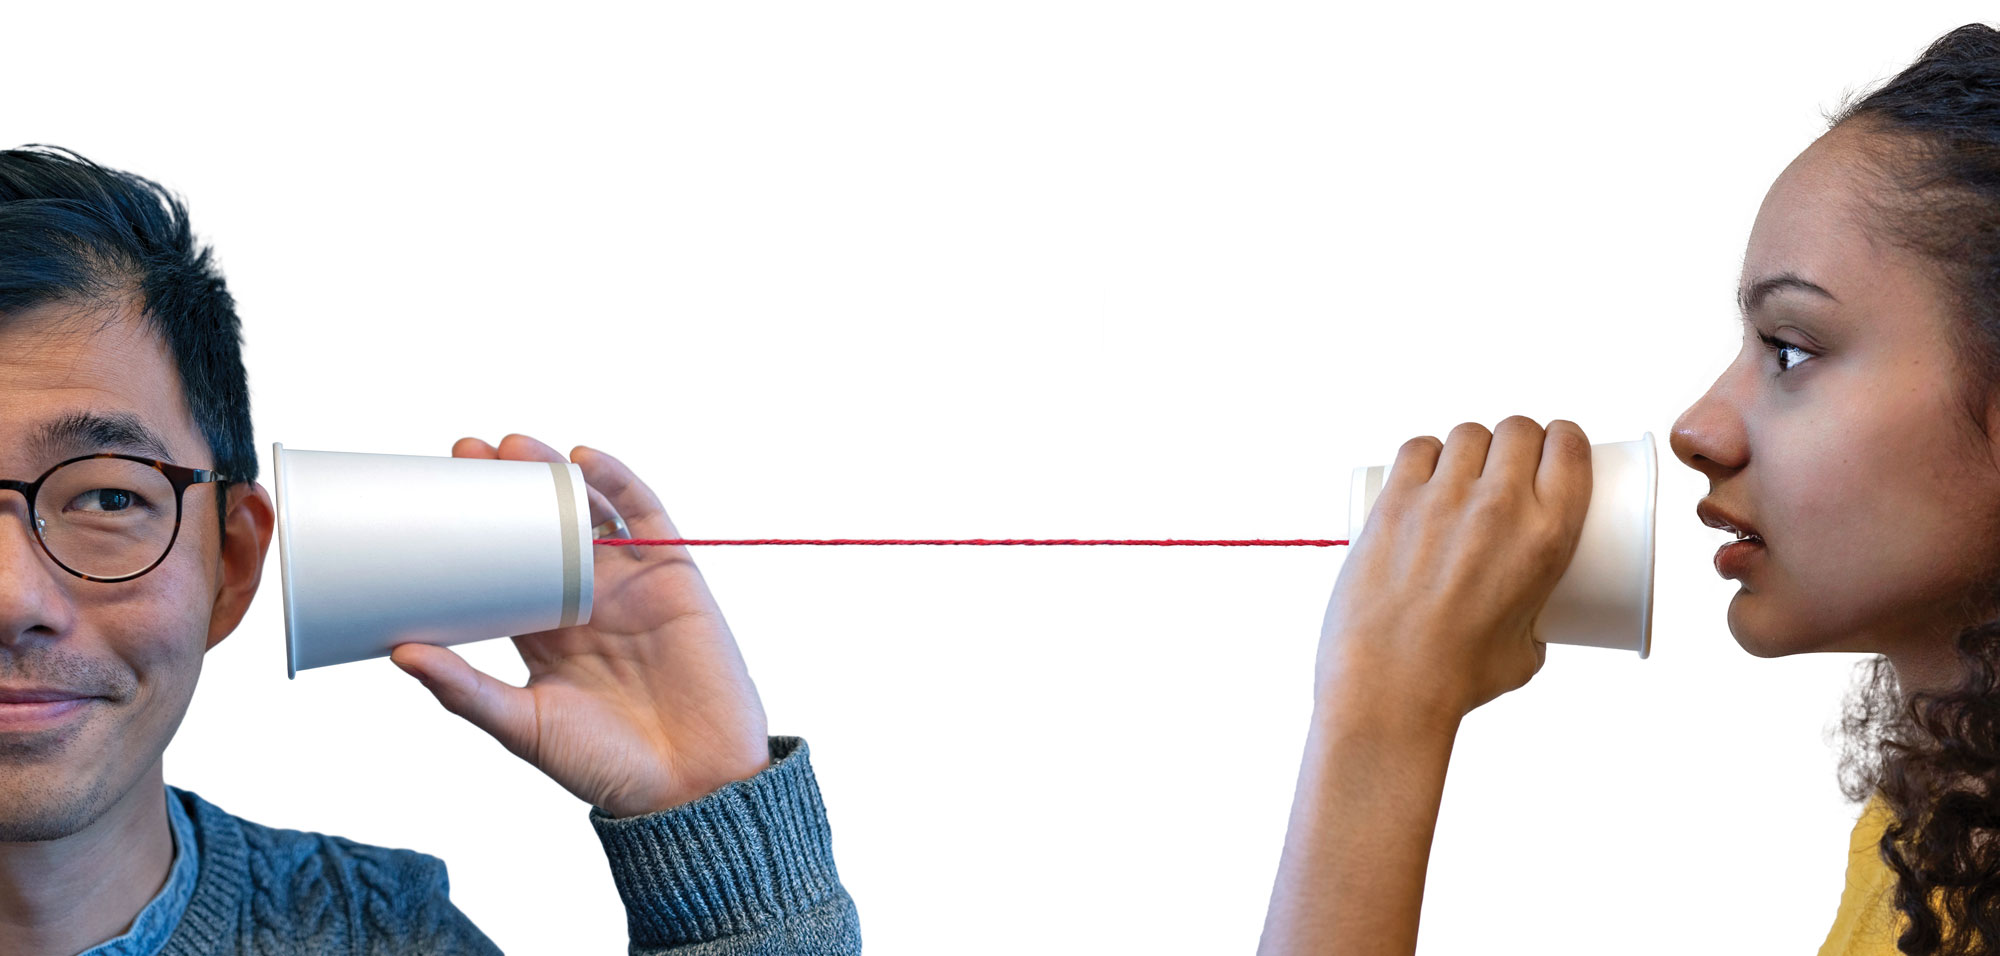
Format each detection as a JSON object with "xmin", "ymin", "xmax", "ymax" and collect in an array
[{"xmin": 147, "ymin": 735, "xmax": 859, "ymax": 955}]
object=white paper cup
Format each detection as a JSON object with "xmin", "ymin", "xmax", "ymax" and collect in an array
[
  {"xmin": 271, "ymin": 443, "xmax": 596, "ymax": 677},
  {"xmin": 1347, "ymin": 431, "xmax": 1658, "ymax": 657}
]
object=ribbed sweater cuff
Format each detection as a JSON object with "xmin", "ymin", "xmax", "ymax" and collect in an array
[{"xmin": 588, "ymin": 735, "xmax": 843, "ymax": 948}]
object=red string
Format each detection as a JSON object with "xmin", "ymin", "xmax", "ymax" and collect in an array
[{"xmin": 593, "ymin": 538, "xmax": 1349, "ymax": 547}]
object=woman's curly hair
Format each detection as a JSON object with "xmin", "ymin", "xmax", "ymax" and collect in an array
[{"xmin": 1832, "ymin": 22, "xmax": 2000, "ymax": 956}]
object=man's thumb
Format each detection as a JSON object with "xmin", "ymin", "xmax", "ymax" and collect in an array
[{"xmin": 388, "ymin": 643, "xmax": 537, "ymax": 759}]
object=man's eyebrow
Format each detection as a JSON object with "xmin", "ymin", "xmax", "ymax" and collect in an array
[
  {"xmin": 1738, "ymin": 272, "xmax": 1839, "ymax": 316},
  {"xmin": 30, "ymin": 411, "xmax": 178, "ymax": 464}
]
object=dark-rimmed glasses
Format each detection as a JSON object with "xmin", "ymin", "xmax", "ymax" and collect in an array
[{"xmin": 0, "ymin": 453, "xmax": 232, "ymax": 582}]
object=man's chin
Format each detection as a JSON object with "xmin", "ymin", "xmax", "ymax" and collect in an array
[{"xmin": 0, "ymin": 775, "xmax": 109, "ymax": 844}]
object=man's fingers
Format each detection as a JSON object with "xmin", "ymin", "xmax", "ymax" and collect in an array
[
  {"xmin": 452, "ymin": 436, "xmax": 500, "ymax": 459},
  {"xmin": 390, "ymin": 643, "xmax": 539, "ymax": 762},
  {"xmin": 583, "ymin": 481, "xmax": 644, "ymax": 560},
  {"xmin": 571, "ymin": 445, "xmax": 683, "ymax": 549},
  {"xmin": 496, "ymin": 433, "xmax": 568, "ymax": 465},
  {"xmin": 474, "ymin": 434, "xmax": 690, "ymax": 567}
]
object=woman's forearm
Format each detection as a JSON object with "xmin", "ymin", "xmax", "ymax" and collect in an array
[{"xmin": 1258, "ymin": 677, "xmax": 1462, "ymax": 956}]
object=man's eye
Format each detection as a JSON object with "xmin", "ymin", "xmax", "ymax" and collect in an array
[
  {"xmin": 69, "ymin": 487, "xmax": 145, "ymax": 513},
  {"xmin": 1758, "ymin": 332, "xmax": 1814, "ymax": 374}
]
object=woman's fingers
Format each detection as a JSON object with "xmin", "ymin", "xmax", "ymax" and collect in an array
[
  {"xmin": 1388, "ymin": 434, "xmax": 1444, "ymax": 492},
  {"xmin": 1483, "ymin": 415, "xmax": 1547, "ymax": 492},
  {"xmin": 1535, "ymin": 420, "xmax": 1593, "ymax": 527},
  {"xmin": 1398, "ymin": 417, "xmax": 1581, "ymax": 507},
  {"xmin": 1430, "ymin": 420, "xmax": 1495, "ymax": 487}
]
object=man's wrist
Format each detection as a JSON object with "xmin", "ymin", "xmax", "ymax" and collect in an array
[
  {"xmin": 590, "ymin": 736, "xmax": 847, "ymax": 948},
  {"xmin": 604, "ymin": 750, "xmax": 775, "ymax": 819}
]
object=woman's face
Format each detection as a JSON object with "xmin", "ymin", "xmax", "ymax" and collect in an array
[{"xmin": 1671, "ymin": 122, "xmax": 2000, "ymax": 689}]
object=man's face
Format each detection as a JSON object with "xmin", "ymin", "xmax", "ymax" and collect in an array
[{"xmin": 0, "ymin": 301, "xmax": 271, "ymax": 842}]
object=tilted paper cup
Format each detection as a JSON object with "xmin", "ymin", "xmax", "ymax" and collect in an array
[
  {"xmin": 271, "ymin": 443, "xmax": 595, "ymax": 677},
  {"xmin": 1346, "ymin": 431, "xmax": 1657, "ymax": 657}
]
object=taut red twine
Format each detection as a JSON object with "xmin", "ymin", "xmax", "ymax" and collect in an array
[{"xmin": 593, "ymin": 538, "xmax": 1349, "ymax": 547}]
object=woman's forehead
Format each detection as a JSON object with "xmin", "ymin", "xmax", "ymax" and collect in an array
[
  {"xmin": 1743, "ymin": 133, "xmax": 1883, "ymax": 288},
  {"xmin": 1740, "ymin": 127, "xmax": 1957, "ymax": 329}
]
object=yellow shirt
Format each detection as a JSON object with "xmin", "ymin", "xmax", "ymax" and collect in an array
[{"xmin": 1818, "ymin": 794, "xmax": 1903, "ymax": 956}]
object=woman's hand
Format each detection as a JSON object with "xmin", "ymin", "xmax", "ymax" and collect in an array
[
  {"xmin": 1318, "ymin": 415, "xmax": 1594, "ymax": 724},
  {"xmin": 1259, "ymin": 415, "xmax": 1592, "ymax": 956},
  {"xmin": 388, "ymin": 433, "xmax": 771, "ymax": 819}
]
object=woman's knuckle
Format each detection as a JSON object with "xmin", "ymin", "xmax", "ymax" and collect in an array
[
  {"xmin": 1547, "ymin": 421, "xmax": 1591, "ymax": 457},
  {"xmin": 1465, "ymin": 487, "xmax": 1514, "ymax": 523},
  {"xmin": 1532, "ymin": 520, "xmax": 1573, "ymax": 569},
  {"xmin": 1540, "ymin": 545, "xmax": 1572, "ymax": 578}
]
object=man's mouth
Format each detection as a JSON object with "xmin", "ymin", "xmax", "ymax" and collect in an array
[{"xmin": 0, "ymin": 696, "xmax": 97, "ymax": 734}]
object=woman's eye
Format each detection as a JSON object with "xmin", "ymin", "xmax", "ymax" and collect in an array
[{"xmin": 1758, "ymin": 332, "xmax": 1814, "ymax": 374}]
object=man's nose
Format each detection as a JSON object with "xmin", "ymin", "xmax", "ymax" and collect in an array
[{"xmin": 0, "ymin": 488, "xmax": 77, "ymax": 648}]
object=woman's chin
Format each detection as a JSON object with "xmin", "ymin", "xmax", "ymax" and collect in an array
[
  {"xmin": 1726, "ymin": 596, "xmax": 1815, "ymax": 659},
  {"xmin": 1731, "ymin": 633, "xmax": 1799, "ymax": 659}
]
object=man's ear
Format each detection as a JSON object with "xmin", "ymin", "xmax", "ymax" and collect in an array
[{"xmin": 207, "ymin": 480, "xmax": 276, "ymax": 652}]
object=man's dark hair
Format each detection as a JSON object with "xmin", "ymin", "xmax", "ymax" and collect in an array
[{"xmin": 0, "ymin": 144, "xmax": 253, "ymax": 538}]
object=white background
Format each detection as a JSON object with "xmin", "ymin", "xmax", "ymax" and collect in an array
[{"xmin": 5, "ymin": 3, "xmax": 1990, "ymax": 953}]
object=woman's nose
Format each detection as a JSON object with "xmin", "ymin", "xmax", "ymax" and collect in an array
[{"xmin": 1670, "ymin": 376, "xmax": 1748, "ymax": 479}]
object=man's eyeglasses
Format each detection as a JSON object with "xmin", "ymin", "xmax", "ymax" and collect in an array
[{"xmin": 0, "ymin": 453, "xmax": 232, "ymax": 582}]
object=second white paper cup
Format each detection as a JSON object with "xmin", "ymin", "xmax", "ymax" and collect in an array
[
  {"xmin": 1346, "ymin": 431, "xmax": 1658, "ymax": 657},
  {"xmin": 272, "ymin": 443, "xmax": 596, "ymax": 677}
]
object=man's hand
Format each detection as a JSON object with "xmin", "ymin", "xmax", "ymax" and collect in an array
[{"xmin": 389, "ymin": 433, "xmax": 771, "ymax": 818}]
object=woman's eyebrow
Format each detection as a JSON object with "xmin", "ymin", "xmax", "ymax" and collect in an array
[{"xmin": 1739, "ymin": 272, "xmax": 1840, "ymax": 316}]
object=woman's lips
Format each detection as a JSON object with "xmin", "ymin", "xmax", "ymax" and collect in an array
[
  {"xmin": 1715, "ymin": 537, "xmax": 1764, "ymax": 580},
  {"xmin": 0, "ymin": 697, "xmax": 94, "ymax": 733}
]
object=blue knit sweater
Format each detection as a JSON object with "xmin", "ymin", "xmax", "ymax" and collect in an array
[{"xmin": 88, "ymin": 736, "xmax": 860, "ymax": 955}]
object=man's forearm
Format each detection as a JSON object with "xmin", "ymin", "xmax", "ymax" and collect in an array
[{"xmin": 1258, "ymin": 679, "xmax": 1462, "ymax": 956}]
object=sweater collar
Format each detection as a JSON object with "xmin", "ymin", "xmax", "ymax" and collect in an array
[
  {"xmin": 156, "ymin": 785, "xmax": 249, "ymax": 955},
  {"xmin": 73, "ymin": 785, "xmax": 200, "ymax": 956}
]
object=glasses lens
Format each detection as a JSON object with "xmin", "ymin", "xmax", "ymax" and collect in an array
[{"xmin": 36, "ymin": 459, "xmax": 179, "ymax": 579}]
